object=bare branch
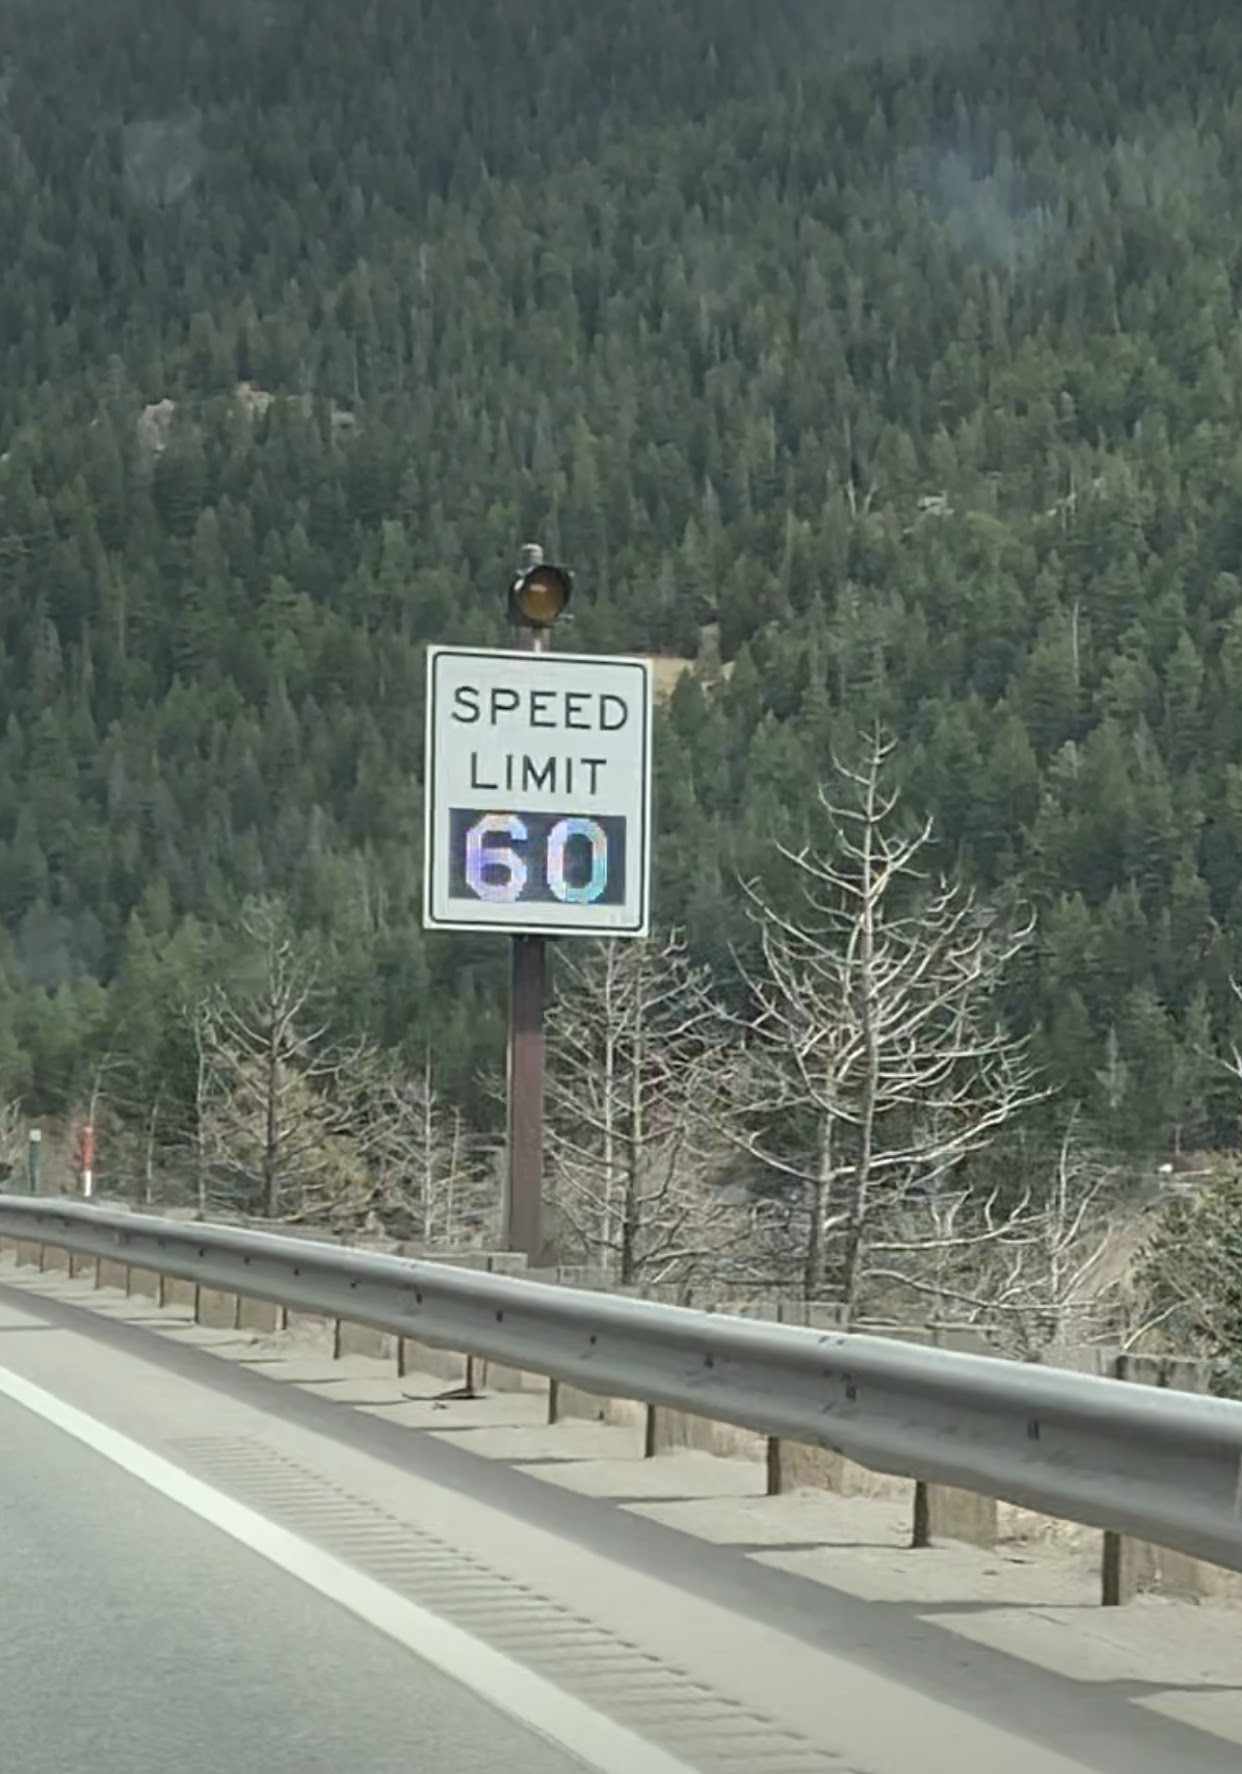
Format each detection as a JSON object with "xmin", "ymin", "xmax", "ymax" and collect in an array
[
  {"xmin": 1132, "ymin": 1157, "xmax": 1242, "ymax": 1370},
  {"xmin": 543, "ymin": 929, "xmax": 750, "ymax": 1290},
  {"xmin": 727, "ymin": 727, "xmax": 1046, "ymax": 1312}
]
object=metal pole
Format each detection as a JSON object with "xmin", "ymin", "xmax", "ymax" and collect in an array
[
  {"xmin": 504, "ymin": 544, "xmax": 550, "ymax": 1263},
  {"xmin": 26, "ymin": 1128, "xmax": 41, "ymax": 1196}
]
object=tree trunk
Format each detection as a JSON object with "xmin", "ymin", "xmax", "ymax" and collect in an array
[
  {"xmin": 263, "ymin": 1035, "xmax": 280, "ymax": 1218},
  {"xmin": 839, "ymin": 782, "xmax": 881, "ymax": 1321},
  {"xmin": 600, "ymin": 1021, "xmax": 619, "ymax": 1271},
  {"xmin": 140, "ymin": 1092, "xmax": 161, "ymax": 1207},
  {"xmin": 620, "ymin": 1134, "xmax": 639, "ymax": 1287},
  {"xmin": 192, "ymin": 1031, "xmax": 209, "ymax": 1217},
  {"xmin": 421, "ymin": 1051, "xmax": 435, "ymax": 1241},
  {"xmin": 620, "ymin": 1008, "xmax": 646, "ymax": 1287},
  {"xmin": 446, "ymin": 1107, "xmax": 464, "ymax": 1244},
  {"xmin": 803, "ymin": 1108, "xmax": 834, "ymax": 1302}
]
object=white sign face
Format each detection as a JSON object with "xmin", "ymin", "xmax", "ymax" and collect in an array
[{"xmin": 423, "ymin": 645, "xmax": 653, "ymax": 937}]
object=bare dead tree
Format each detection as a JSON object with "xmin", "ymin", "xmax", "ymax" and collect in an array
[
  {"xmin": 1217, "ymin": 976, "xmax": 1242, "ymax": 1112},
  {"xmin": 544, "ymin": 930, "xmax": 750, "ymax": 1291},
  {"xmin": 865, "ymin": 1116, "xmax": 1129, "ymax": 1355},
  {"xmin": 49, "ymin": 1037, "xmax": 136, "ymax": 1198},
  {"xmin": 1131, "ymin": 1163, "xmax": 1242, "ymax": 1373},
  {"xmin": 97, "ymin": 1052, "xmax": 169, "ymax": 1208},
  {"xmin": 339, "ymin": 1046, "xmax": 500, "ymax": 1245},
  {"xmin": 184, "ymin": 994, "xmax": 215, "ymax": 1215},
  {"xmin": 139, "ymin": 1085, "xmax": 163, "ymax": 1207},
  {"xmin": 0, "ymin": 1096, "xmax": 22, "ymax": 1186},
  {"xmin": 1125, "ymin": 990, "xmax": 1242, "ymax": 1370},
  {"xmin": 734, "ymin": 729, "xmax": 1044, "ymax": 1314},
  {"xmin": 96, "ymin": 1004, "xmax": 207, "ymax": 1213},
  {"xmin": 1116, "ymin": 986, "xmax": 1242, "ymax": 1369},
  {"xmin": 196, "ymin": 898, "xmax": 362, "ymax": 1220}
]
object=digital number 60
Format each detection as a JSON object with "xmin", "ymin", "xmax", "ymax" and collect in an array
[{"xmin": 465, "ymin": 812, "xmax": 610, "ymax": 905}]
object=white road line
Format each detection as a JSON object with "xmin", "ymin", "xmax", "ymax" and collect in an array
[{"xmin": 0, "ymin": 1362, "xmax": 698, "ymax": 1774}]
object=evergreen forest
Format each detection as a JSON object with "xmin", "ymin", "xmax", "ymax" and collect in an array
[{"xmin": 3, "ymin": 0, "xmax": 1242, "ymax": 1194}]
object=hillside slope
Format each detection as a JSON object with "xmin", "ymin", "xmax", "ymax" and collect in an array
[{"xmin": 0, "ymin": 0, "xmax": 1240, "ymax": 1155}]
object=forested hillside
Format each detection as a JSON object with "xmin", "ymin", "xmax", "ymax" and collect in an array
[{"xmin": 2, "ymin": 0, "xmax": 1242, "ymax": 1170}]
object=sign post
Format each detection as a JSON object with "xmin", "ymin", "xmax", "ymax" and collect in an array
[
  {"xmin": 423, "ymin": 594, "xmax": 653, "ymax": 1261},
  {"xmin": 508, "ymin": 609, "xmax": 550, "ymax": 1263}
]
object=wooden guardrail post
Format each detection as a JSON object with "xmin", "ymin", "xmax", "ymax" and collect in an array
[
  {"xmin": 1100, "ymin": 1352, "xmax": 1130, "ymax": 1606},
  {"xmin": 911, "ymin": 1480, "xmax": 932, "ymax": 1548},
  {"xmin": 1098, "ymin": 1351, "xmax": 1214, "ymax": 1606},
  {"xmin": 909, "ymin": 1326, "xmax": 998, "ymax": 1551}
]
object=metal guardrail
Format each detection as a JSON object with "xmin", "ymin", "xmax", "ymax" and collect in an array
[{"xmin": 2, "ymin": 1195, "xmax": 1242, "ymax": 1575}]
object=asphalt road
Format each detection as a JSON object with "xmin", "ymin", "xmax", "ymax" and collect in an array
[
  {"xmin": 0, "ymin": 1392, "xmax": 589, "ymax": 1774},
  {"xmin": 1, "ymin": 1268, "xmax": 1239, "ymax": 1774}
]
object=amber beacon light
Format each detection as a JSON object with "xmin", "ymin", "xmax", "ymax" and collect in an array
[{"xmin": 507, "ymin": 546, "xmax": 573, "ymax": 629}]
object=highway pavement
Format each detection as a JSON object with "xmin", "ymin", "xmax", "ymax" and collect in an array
[
  {"xmin": 0, "ymin": 1389, "xmax": 592, "ymax": 1774},
  {"xmin": 1, "ymin": 1262, "xmax": 1240, "ymax": 1774}
]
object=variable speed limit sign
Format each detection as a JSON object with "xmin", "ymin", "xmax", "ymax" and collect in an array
[{"xmin": 422, "ymin": 645, "xmax": 653, "ymax": 937}]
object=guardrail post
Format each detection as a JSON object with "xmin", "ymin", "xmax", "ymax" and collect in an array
[
  {"xmin": 909, "ymin": 1328, "xmax": 999, "ymax": 1551},
  {"xmin": 1100, "ymin": 1529, "xmax": 1126, "ymax": 1606},
  {"xmin": 548, "ymin": 1377, "xmax": 560, "ymax": 1426},
  {"xmin": 911, "ymin": 1481, "xmax": 932, "ymax": 1548},
  {"xmin": 765, "ymin": 1436, "xmax": 783, "ymax": 1496},
  {"xmin": 913, "ymin": 1473, "xmax": 997, "ymax": 1550},
  {"xmin": 1096, "ymin": 1352, "xmax": 1212, "ymax": 1606},
  {"xmin": 1101, "ymin": 1353, "xmax": 1131, "ymax": 1606}
]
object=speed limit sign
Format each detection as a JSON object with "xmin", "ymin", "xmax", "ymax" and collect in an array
[{"xmin": 422, "ymin": 645, "xmax": 653, "ymax": 938}]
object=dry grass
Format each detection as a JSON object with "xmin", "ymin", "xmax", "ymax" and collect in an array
[{"xmin": 648, "ymin": 655, "xmax": 733, "ymax": 702}]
